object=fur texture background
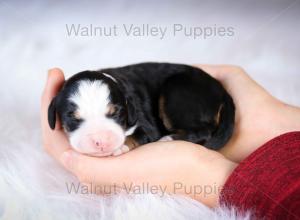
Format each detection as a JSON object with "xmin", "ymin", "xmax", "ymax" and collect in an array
[{"xmin": 0, "ymin": 0, "xmax": 299, "ymax": 219}]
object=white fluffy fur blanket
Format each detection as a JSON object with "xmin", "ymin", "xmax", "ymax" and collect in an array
[
  {"xmin": 0, "ymin": 1, "xmax": 299, "ymax": 219},
  {"xmin": 0, "ymin": 120, "xmax": 249, "ymax": 219}
]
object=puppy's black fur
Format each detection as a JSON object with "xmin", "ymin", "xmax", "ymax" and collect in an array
[
  {"xmin": 48, "ymin": 62, "xmax": 235, "ymax": 150},
  {"xmin": 160, "ymin": 71, "xmax": 235, "ymax": 149}
]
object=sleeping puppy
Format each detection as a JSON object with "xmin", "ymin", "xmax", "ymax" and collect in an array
[{"xmin": 48, "ymin": 63, "xmax": 235, "ymax": 156}]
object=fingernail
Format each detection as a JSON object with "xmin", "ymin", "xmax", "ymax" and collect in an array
[{"xmin": 61, "ymin": 151, "xmax": 78, "ymax": 170}]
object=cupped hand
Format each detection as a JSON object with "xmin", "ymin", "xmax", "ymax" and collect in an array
[
  {"xmin": 41, "ymin": 68, "xmax": 236, "ymax": 207},
  {"xmin": 41, "ymin": 65, "xmax": 300, "ymax": 207},
  {"xmin": 196, "ymin": 65, "xmax": 300, "ymax": 162}
]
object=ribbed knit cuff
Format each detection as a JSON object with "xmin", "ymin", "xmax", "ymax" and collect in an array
[{"xmin": 220, "ymin": 131, "xmax": 300, "ymax": 219}]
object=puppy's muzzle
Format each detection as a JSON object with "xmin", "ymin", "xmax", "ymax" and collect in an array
[{"xmin": 79, "ymin": 130, "xmax": 123, "ymax": 155}]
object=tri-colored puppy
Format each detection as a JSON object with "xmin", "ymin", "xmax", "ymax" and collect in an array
[{"xmin": 48, "ymin": 63, "xmax": 235, "ymax": 156}]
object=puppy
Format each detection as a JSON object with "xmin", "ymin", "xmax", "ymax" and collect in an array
[{"xmin": 48, "ymin": 63, "xmax": 235, "ymax": 156}]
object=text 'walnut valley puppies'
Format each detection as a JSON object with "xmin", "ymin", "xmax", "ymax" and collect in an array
[{"xmin": 48, "ymin": 63, "xmax": 235, "ymax": 157}]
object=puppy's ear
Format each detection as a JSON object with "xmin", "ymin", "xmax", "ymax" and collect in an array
[
  {"xmin": 126, "ymin": 98, "xmax": 137, "ymax": 127},
  {"xmin": 48, "ymin": 97, "xmax": 57, "ymax": 130}
]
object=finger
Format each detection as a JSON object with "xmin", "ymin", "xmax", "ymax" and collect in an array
[
  {"xmin": 193, "ymin": 64, "xmax": 220, "ymax": 78},
  {"xmin": 200, "ymin": 64, "xmax": 267, "ymax": 96},
  {"xmin": 45, "ymin": 129, "xmax": 73, "ymax": 161},
  {"xmin": 41, "ymin": 68, "xmax": 65, "ymax": 131},
  {"xmin": 40, "ymin": 68, "xmax": 71, "ymax": 160},
  {"xmin": 194, "ymin": 64, "xmax": 247, "ymax": 81},
  {"xmin": 194, "ymin": 64, "xmax": 259, "ymax": 97},
  {"xmin": 42, "ymin": 68, "xmax": 65, "ymax": 104}
]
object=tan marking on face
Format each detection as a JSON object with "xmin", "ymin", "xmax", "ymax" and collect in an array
[
  {"xmin": 125, "ymin": 136, "xmax": 139, "ymax": 150},
  {"xmin": 215, "ymin": 104, "xmax": 223, "ymax": 125},
  {"xmin": 106, "ymin": 104, "xmax": 116, "ymax": 116},
  {"xmin": 159, "ymin": 96, "xmax": 173, "ymax": 131},
  {"xmin": 74, "ymin": 110, "xmax": 81, "ymax": 119}
]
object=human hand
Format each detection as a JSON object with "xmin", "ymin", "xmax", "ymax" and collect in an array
[
  {"xmin": 196, "ymin": 65, "xmax": 300, "ymax": 162},
  {"xmin": 41, "ymin": 68, "xmax": 236, "ymax": 207}
]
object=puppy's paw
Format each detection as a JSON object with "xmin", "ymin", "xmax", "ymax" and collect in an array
[
  {"xmin": 159, "ymin": 135, "xmax": 174, "ymax": 142},
  {"xmin": 112, "ymin": 145, "xmax": 130, "ymax": 156}
]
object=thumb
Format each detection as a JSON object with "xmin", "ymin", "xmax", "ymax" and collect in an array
[{"xmin": 41, "ymin": 68, "xmax": 65, "ymax": 131}]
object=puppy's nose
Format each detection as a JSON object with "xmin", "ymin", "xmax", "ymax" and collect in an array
[
  {"xmin": 93, "ymin": 139, "xmax": 104, "ymax": 151},
  {"xmin": 89, "ymin": 131, "xmax": 116, "ymax": 152}
]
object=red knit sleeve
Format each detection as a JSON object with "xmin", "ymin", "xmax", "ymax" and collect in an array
[{"xmin": 219, "ymin": 131, "xmax": 300, "ymax": 219}]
